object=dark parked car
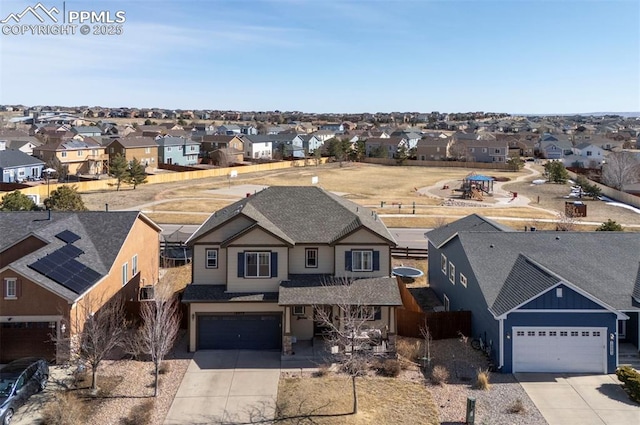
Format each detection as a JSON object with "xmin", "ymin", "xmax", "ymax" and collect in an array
[{"xmin": 0, "ymin": 358, "xmax": 49, "ymax": 425}]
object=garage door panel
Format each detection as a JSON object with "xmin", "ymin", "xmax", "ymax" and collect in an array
[
  {"xmin": 513, "ymin": 327, "xmax": 606, "ymax": 373},
  {"xmin": 198, "ymin": 314, "xmax": 282, "ymax": 350},
  {"xmin": 0, "ymin": 322, "xmax": 57, "ymax": 363}
]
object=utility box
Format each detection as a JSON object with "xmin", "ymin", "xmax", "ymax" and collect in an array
[
  {"xmin": 565, "ymin": 201, "xmax": 587, "ymax": 217},
  {"xmin": 466, "ymin": 396, "xmax": 476, "ymax": 424}
]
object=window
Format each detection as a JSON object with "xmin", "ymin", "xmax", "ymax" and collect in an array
[
  {"xmin": 448, "ymin": 262, "xmax": 455, "ymax": 284},
  {"xmin": 206, "ymin": 249, "xmax": 218, "ymax": 269},
  {"xmin": 556, "ymin": 288, "xmax": 563, "ymax": 298},
  {"xmin": 582, "ymin": 331, "xmax": 590, "ymax": 336},
  {"xmin": 305, "ymin": 248, "xmax": 318, "ymax": 268},
  {"xmin": 145, "ymin": 147, "xmax": 151, "ymax": 154},
  {"xmin": 92, "ymin": 149, "xmax": 98, "ymax": 156},
  {"xmin": 441, "ymin": 254, "xmax": 447, "ymax": 275},
  {"xmin": 4, "ymin": 278, "xmax": 17, "ymax": 299},
  {"xmin": 167, "ymin": 147, "xmax": 172, "ymax": 152},
  {"xmin": 352, "ymin": 250, "xmax": 373, "ymax": 272},
  {"xmin": 77, "ymin": 150, "xmax": 83, "ymax": 156},
  {"xmin": 443, "ymin": 294, "xmax": 450, "ymax": 311},
  {"xmin": 560, "ymin": 331, "xmax": 568, "ymax": 336},
  {"xmin": 470, "ymin": 148, "xmax": 475, "ymax": 153},
  {"xmin": 495, "ymin": 149, "xmax": 501, "ymax": 153},
  {"xmin": 292, "ymin": 306, "xmax": 305, "ymax": 316},
  {"xmin": 549, "ymin": 331, "xmax": 557, "ymax": 336},
  {"xmin": 482, "ymin": 148, "xmax": 487, "ymax": 153},
  {"xmin": 460, "ymin": 273, "xmax": 467, "ymax": 287},
  {"xmin": 586, "ymin": 151, "xmax": 592, "ymax": 156},
  {"xmin": 353, "ymin": 306, "xmax": 380, "ymax": 321},
  {"xmin": 538, "ymin": 331, "xmax": 546, "ymax": 336},
  {"xmin": 527, "ymin": 331, "xmax": 535, "ymax": 336},
  {"xmin": 122, "ymin": 262, "xmax": 128, "ymax": 286},
  {"xmin": 593, "ymin": 331, "xmax": 601, "ymax": 337},
  {"xmin": 516, "ymin": 331, "xmax": 525, "ymax": 337},
  {"xmin": 245, "ymin": 252, "xmax": 270, "ymax": 277},
  {"xmin": 132, "ymin": 254, "xmax": 138, "ymax": 276},
  {"xmin": 61, "ymin": 151, "xmax": 67, "ymax": 158},
  {"xmin": 110, "ymin": 147, "xmax": 114, "ymax": 153}
]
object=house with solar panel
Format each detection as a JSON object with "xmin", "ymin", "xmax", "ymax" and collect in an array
[
  {"xmin": 0, "ymin": 211, "xmax": 161, "ymax": 363},
  {"xmin": 32, "ymin": 138, "xmax": 108, "ymax": 175},
  {"xmin": 183, "ymin": 186, "xmax": 402, "ymax": 355}
]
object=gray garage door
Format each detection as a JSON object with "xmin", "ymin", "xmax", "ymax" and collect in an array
[{"xmin": 197, "ymin": 314, "xmax": 282, "ymax": 350}]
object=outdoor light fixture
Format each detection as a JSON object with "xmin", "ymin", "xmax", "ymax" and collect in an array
[
  {"xmin": 506, "ymin": 332, "xmax": 511, "ymax": 340},
  {"xmin": 610, "ymin": 333, "xmax": 615, "ymax": 340}
]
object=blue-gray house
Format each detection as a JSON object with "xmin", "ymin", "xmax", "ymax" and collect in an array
[
  {"xmin": 426, "ymin": 214, "xmax": 639, "ymax": 374},
  {"xmin": 0, "ymin": 150, "xmax": 45, "ymax": 182},
  {"xmin": 156, "ymin": 136, "xmax": 200, "ymax": 166}
]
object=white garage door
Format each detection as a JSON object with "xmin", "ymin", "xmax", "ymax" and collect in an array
[{"xmin": 513, "ymin": 327, "xmax": 607, "ymax": 373}]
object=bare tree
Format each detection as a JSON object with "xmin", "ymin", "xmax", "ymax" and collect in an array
[
  {"xmin": 77, "ymin": 295, "xmax": 128, "ymax": 391},
  {"xmin": 555, "ymin": 211, "xmax": 576, "ymax": 231},
  {"xmin": 602, "ymin": 151, "xmax": 640, "ymax": 190},
  {"xmin": 313, "ymin": 277, "xmax": 384, "ymax": 414},
  {"xmin": 135, "ymin": 283, "xmax": 181, "ymax": 397},
  {"xmin": 420, "ymin": 319, "xmax": 432, "ymax": 369}
]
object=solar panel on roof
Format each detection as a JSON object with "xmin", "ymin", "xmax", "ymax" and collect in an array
[
  {"xmin": 58, "ymin": 244, "xmax": 83, "ymax": 258},
  {"xmin": 55, "ymin": 230, "xmax": 81, "ymax": 244},
  {"xmin": 28, "ymin": 244, "xmax": 102, "ymax": 295}
]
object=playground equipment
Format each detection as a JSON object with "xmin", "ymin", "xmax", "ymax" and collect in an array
[{"xmin": 453, "ymin": 173, "xmax": 495, "ymax": 201}]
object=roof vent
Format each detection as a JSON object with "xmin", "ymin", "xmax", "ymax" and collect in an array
[
  {"xmin": 555, "ymin": 236, "xmax": 560, "ymax": 240},
  {"xmin": 489, "ymin": 244, "xmax": 494, "ymax": 248}
]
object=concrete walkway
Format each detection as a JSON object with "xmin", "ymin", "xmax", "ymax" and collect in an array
[
  {"xmin": 516, "ymin": 373, "xmax": 640, "ymax": 425},
  {"xmin": 164, "ymin": 350, "xmax": 281, "ymax": 425}
]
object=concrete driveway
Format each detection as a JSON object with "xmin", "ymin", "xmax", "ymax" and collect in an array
[
  {"xmin": 164, "ymin": 350, "xmax": 281, "ymax": 425},
  {"xmin": 516, "ymin": 373, "xmax": 640, "ymax": 425}
]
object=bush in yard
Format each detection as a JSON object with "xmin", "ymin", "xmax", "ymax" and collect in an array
[
  {"xmin": 158, "ymin": 362, "xmax": 171, "ymax": 375},
  {"xmin": 123, "ymin": 399, "xmax": 155, "ymax": 425},
  {"xmin": 376, "ymin": 359, "xmax": 401, "ymax": 377},
  {"xmin": 396, "ymin": 338, "xmax": 421, "ymax": 362},
  {"xmin": 41, "ymin": 392, "xmax": 86, "ymax": 425},
  {"xmin": 617, "ymin": 366, "xmax": 640, "ymax": 403},
  {"xmin": 313, "ymin": 364, "xmax": 330, "ymax": 377},
  {"xmin": 476, "ymin": 368, "xmax": 491, "ymax": 390},
  {"xmin": 507, "ymin": 398, "xmax": 526, "ymax": 414},
  {"xmin": 431, "ymin": 365, "xmax": 449, "ymax": 385}
]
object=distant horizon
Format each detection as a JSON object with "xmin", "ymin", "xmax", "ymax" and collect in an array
[{"xmin": 1, "ymin": 0, "xmax": 638, "ymax": 114}]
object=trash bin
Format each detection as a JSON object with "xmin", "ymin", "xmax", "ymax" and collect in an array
[
  {"xmin": 512, "ymin": 192, "xmax": 518, "ymax": 198},
  {"xmin": 466, "ymin": 396, "xmax": 476, "ymax": 424}
]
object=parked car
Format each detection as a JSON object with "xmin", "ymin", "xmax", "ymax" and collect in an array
[{"xmin": 0, "ymin": 358, "xmax": 49, "ymax": 425}]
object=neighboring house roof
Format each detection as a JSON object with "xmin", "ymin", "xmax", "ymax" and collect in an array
[
  {"xmin": 426, "ymin": 213, "xmax": 513, "ymax": 248},
  {"xmin": 188, "ymin": 186, "xmax": 396, "ymax": 246},
  {"xmin": 0, "ymin": 150, "xmax": 45, "ymax": 168},
  {"xmin": 109, "ymin": 136, "xmax": 157, "ymax": 148},
  {"xmin": 279, "ymin": 275, "xmax": 402, "ymax": 306},
  {"xmin": 72, "ymin": 126, "xmax": 101, "ymax": 134},
  {"xmin": 0, "ymin": 211, "xmax": 160, "ymax": 302},
  {"xmin": 457, "ymin": 231, "xmax": 640, "ymax": 314},
  {"xmin": 156, "ymin": 136, "xmax": 198, "ymax": 147}
]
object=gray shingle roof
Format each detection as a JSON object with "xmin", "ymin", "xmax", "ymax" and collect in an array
[
  {"xmin": 426, "ymin": 214, "xmax": 513, "ymax": 248},
  {"xmin": 182, "ymin": 285, "xmax": 279, "ymax": 302},
  {"xmin": 457, "ymin": 231, "xmax": 640, "ymax": 314},
  {"xmin": 0, "ymin": 211, "xmax": 156, "ymax": 302},
  {"xmin": 188, "ymin": 186, "xmax": 395, "ymax": 246},
  {"xmin": 0, "ymin": 150, "xmax": 45, "ymax": 168},
  {"xmin": 279, "ymin": 275, "xmax": 402, "ymax": 306}
]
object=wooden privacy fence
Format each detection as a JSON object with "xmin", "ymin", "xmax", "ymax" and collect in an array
[
  {"xmin": 397, "ymin": 309, "xmax": 471, "ymax": 340},
  {"xmin": 364, "ymin": 157, "xmax": 511, "ymax": 170}
]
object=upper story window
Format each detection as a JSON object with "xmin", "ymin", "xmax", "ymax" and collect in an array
[
  {"xmin": 441, "ymin": 254, "xmax": 447, "ymax": 275},
  {"xmin": 122, "ymin": 262, "xmax": 128, "ymax": 286},
  {"xmin": 110, "ymin": 147, "xmax": 114, "ymax": 153},
  {"xmin": 449, "ymin": 262, "xmax": 456, "ymax": 284},
  {"xmin": 4, "ymin": 278, "xmax": 17, "ymax": 299},
  {"xmin": 145, "ymin": 147, "xmax": 151, "ymax": 154},
  {"xmin": 92, "ymin": 149, "xmax": 98, "ymax": 156},
  {"xmin": 352, "ymin": 250, "xmax": 373, "ymax": 272},
  {"xmin": 61, "ymin": 151, "xmax": 67, "ymax": 158},
  {"xmin": 132, "ymin": 254, "xmax": 138, "ymax": 276},
  {"xmin": 77, "ymin": 150, "xmax": 83, "ymax": 156},
  {"xmin": 494, "ymin": 149, "xmax": 501, "ymax": 154},
  {"xmin": 305, "ymin": 248, "xmax": 318, "ymax": 268},
  {"xmin": 460, "ymin": 273, "xmax": 467, "ymax": 288},
  {"xmin": 167, "ymin": 147, "xmax": 172, "ymax": 152},
  {"xmin": 245, "ymin": 252, "xmax": 270, "ymax": 278},
  {"xmin": 206, "ymin": 249, "xmax": 218, "ymax": 269}
]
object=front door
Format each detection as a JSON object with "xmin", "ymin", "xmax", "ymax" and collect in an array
[
  {"xmin": 618, "ymin": 320, "xmax": 627, "ymax": 339},
  {"xmin": 314, "ymin": 305, "xmax": 333, "ymax": 336}
]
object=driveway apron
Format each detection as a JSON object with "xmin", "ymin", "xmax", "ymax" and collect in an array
[{"xmin": 165, "ymin": 350, "xmax": 281, "ymax": 425}]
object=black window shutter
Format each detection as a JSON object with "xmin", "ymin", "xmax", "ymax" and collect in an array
[
  {"xmin": 16, "ymin": 279, "xmax": 22, "ymax": 298},
  {"xmin": 271, "ymin": 252, "xmax": 278, "ymax": 277},
  {"xmin": 374, "ymin": 307, "xmax": 381, "ymax": 320},
  {"xmin": 2, "ymin": 280, "xmax": 5, "ymax": 298},
  {"xmin": 345, "ymin": 250, "xmax": 352, "ymax": 271},
  {"xmin": 373, "ymin": 251, "xmax": 380, "ymax": 271},
  {"xmin": 237, "ymin": 252, "xmax": 244, "ymax": 277}
]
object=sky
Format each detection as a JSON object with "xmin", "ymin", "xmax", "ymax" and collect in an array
[{"xmin": 0, "ymin": 0, "xmax": 638, "ymax": 114}]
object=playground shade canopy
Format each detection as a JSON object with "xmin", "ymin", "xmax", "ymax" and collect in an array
[{"xmin": 466, "ymin": 174, "xmax": 494, "ymax": 182}]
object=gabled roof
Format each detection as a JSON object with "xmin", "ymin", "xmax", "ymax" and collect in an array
[
  {"xmin": 279, "ymin": 276, "xmax": 402, "ymax": 306},
  {"xmin": 0, "ymin": 150, "xmax": 45, "ymax": 168},
  {"xmin": 109, "ymin": 136, "xmax": 157, "ymax": 148},
  {"xmin": 426, "ymin": 214, "xmax": 513, "ymax": 248},
  {"xmin": 0, "ymin": 211, "xmax": 160, "ymax": 302},
  {"xmin": 456, "ymin": 231, "xmax": 640, "ymax": 313},
  {"xmin": 188, "ymin": 186, "xmax": 396, "ymax": 246}
]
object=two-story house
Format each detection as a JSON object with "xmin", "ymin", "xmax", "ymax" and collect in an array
[
  {"xmin": 241, "ymin": 135, "xmax": 273, "ymax": 160},
  {"xmin": 106, "ymin": 137, "xmax": 159, "ymax": 167},
  {"xmin": 156, "ymin": 136, "xmax": 200, "ymax": 166},
  {"xmin": 365, "ymin": 137, "xmax": 408, "ymax": 158},
  {"xmin": 183, "ymin": 186, "xmax": 401, "ymax": 355},
  {"xmin": 33, "ymin": 139, "xmax": 107, "ymax": 175},
  {"xmin": 415, "ymin": 135, "xmax": 452, "ymax": 160},
  {"xmin": 459, "ymin": 139, "xmax": 509, "ymax": 163},
  {"xmin": 0, "ymin": 211, "xmax": 161, "ymax": 363},
  {"xmin": 200, "ymin": 135, "xmax": 245, "ymax": 165},
  {"xmin": 426, "ymin": 214, "xmax": 640, "ymax": 374}
]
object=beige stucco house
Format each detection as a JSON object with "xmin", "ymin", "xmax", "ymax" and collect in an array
[{"xmin": 183, "ymin": 186, "xmax": 402, "ymax": 356}]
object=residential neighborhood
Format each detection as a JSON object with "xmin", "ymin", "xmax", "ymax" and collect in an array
[{"xmin": 2, "ymin": 106, "xmax": 640, "ymax": 424}]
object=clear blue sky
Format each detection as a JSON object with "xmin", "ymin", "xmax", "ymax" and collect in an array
[{"xmin": 1, "ymin": 0, "xmax": 638, "ymax": 114}]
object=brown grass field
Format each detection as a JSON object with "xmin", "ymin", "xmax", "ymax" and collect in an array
[{"xmin": 79, "ymin": 162, "xmax": 640, "ymax": 229}]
